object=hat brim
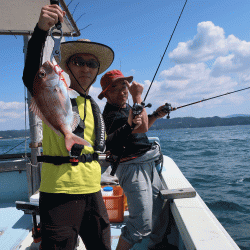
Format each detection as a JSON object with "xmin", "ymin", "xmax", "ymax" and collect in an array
[
  {"xmin": 98, "ymin": 76, "xmax": 133, "ymax": 100},
  {"xmin": 56, "ymin": 41, "xmax": 114, "ymax": 75}
]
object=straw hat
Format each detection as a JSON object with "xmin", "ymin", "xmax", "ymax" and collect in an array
[
  {"xmin": 98, "ymin": 69, "xmax": 133, "ymax": 100},
  {"xmin": 56, "ymin": 39, "xmax": 114, "ymax": 75}
]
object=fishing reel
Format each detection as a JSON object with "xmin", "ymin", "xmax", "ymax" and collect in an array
[
  {"xmin": 132, "ymin": 102, "xmax": 152, "ymax": 116},
  {"xmin": 162, "ymin": 103, "xmax": 172, "ymax": 119},
  {"xmin": 130, "ymin": 102, "xmax": 152, "ymax": 130},
  {"xmin": 152, "ymin": 102, "xmax": 173, "ymax": 119}
]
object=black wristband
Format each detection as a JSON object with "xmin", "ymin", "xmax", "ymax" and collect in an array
[{"xmin": 149, "ymin": 112, "xmax": 159, "ymax": 118}]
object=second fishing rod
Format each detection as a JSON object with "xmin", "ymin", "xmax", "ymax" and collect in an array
[{"xmin": 152, "ymin": 86, "xmax": 250, "ymax": 119}]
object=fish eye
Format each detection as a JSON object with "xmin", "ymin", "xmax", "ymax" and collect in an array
[{"xmin": 39, "ymin": 70, "xmax": 46, "ymax": 78}]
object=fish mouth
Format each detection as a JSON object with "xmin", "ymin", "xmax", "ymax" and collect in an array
[{"xmin": 42, "ymin": 61, "xmax": 55, "ymax": 75}]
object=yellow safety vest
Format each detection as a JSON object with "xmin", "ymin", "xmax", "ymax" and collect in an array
[{"xmin": 39, "ymin": 95, "xmax": 101, "ymax": 194}]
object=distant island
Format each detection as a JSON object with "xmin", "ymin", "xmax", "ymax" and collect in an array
[
  {"xmin": 149, "ymin": 115, "xmax": 250, "ymax": 130},
  {"xmin": 0, "ymin": 130, "xmax": 29, "ymax": 140},
  {"xmin": 0, "ymin": 115, "xmax": 250, "ymax": 139}
]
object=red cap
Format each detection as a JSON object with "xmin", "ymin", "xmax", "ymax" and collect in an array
[{"xmin": 98, "ymin": 70, "xmax": 133, "ymax": 100}]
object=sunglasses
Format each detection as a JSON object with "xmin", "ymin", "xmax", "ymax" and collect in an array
[{"xmin": 70, "ymin": 57, "xmax": 100, "ymax": 69}]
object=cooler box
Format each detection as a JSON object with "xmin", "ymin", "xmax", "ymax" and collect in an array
[
  {"xmin": 30, "ymin": 192, "xmax": 40, "ymax": 204},
  {"xmin": 102, "ymin": 185, "xmax": 124, "ymax": 223}
]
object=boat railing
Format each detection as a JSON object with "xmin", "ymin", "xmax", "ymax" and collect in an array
[{"xmin": 161, "ymin": 155, "xmax": 240, "ymax": 250}]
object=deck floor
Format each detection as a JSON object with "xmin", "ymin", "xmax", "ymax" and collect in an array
[
  {"xmin": 18, "ymin": 215, "xmax": 129, "ymax": 250},
  {"xmin": 0, "ymin": 203, "xmax": 33, "ymax": 250},
  {"xmin": 17, "ymin": 211, "xmax": 162, "ymax": 250},
  {"xmin": 18, "ymin": 212, "xmax": 128, "ymax": 250}
]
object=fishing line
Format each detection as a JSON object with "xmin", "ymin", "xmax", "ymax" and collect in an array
[
  {"xmin": 75, "ymin": 13, "xmax": 86, "ymax": 23},
  {"xmin": 79, "ymin": 24, "xmax": 92, "ymax": 31},
  {"xmin": 72, "ymin": 2, "xmax": 80, "ymax": 16},
  {"xmin": 143, "ymin": 0, "xmax": 188, "ymax": 103},
  {"xmin": 67, "ymin": 0, "xmax": 74, "ymax": 8}
]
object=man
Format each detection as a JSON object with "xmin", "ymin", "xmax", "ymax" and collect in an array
[
  {"xmin": 98, "ymin": 69, "xmax": 169, "ymax": 250},
  {"xmin": 22, "ymin": 5, "xmax": 142, "ymax": 250}
]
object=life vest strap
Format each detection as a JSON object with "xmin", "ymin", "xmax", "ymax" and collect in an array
[{"xmin": 37, "ymin": 153, "xmax": 99, "ymax": 166}]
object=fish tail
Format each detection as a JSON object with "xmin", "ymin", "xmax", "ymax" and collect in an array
[{"xmin": 65, "ymin": 133, "xmax": 92, "ymax": 152}]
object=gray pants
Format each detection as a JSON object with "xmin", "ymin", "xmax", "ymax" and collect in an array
[{"xmin": 116, "ymin": 145, "xmax": 165, "ymax": 246}]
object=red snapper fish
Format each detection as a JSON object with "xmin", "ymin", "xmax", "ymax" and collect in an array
[{"xmin": 30, "ymin": 61, "xmax": 91, "ymax": 152}]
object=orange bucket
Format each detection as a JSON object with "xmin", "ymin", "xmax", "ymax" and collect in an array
[
  {"xmin": 102, "ymin": 185, "xmax": 124, "ymax": 223},
  {"xmin": 124, "ymin": 194, "xmax": 128, "ymax": 211}
]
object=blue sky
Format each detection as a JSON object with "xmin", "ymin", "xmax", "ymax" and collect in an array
[{"xmin": 1, "ymin": 0, "xmax": 250, "ymax": 130}]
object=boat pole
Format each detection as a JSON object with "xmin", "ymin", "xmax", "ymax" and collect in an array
[{"xmin": 23, "ymin": 36, "xmax": 42, "ymax": 198}]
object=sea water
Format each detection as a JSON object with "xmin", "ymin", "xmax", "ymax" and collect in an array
[
  {"xmin": 0, "ymin": 137, "xmax": 31, "ymax": 155},
  {"xmin": 0, "ymin": 125, "xmax": 249, "ymax": 249},
  {"xmin": 147, "ymin": 125, "xmax": 250, "ymax": 250}
]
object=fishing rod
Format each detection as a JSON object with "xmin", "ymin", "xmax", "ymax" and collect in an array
[
  {"xmin": 132, "ymin": 0, "xmax": 188, "ymax": 116},
  {"xmin": 152, "ymin": 86, "xmax": 250, "ymax": 119},
  {"xmin": 110, "ymin": 1, "xmax": 188, "ymax": 176}
]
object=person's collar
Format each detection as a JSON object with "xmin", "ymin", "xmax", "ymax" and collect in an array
[
  {"xmin": 78, "ymin": 92, "xmax": 91, "ymax": 99},
  {"xmin": 106, "ymin": 101, "xmax": 127, "ymax": 109}
]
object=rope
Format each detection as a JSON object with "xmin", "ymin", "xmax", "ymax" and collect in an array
[{"xmin": 3, "ymin": 140, "xmax": 26, "ymax": 155}]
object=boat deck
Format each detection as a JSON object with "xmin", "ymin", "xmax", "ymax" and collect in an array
[
  {"xmin": 12, "ymin": 210, "xmax": 166, "ymax": 250},
  {"xmin": 0, "ymin": 152, "xmax": 241, "ymax": 250},
  {"xmin": 0, "ymin": 202, "xmax": 32, "ymax": 250}
]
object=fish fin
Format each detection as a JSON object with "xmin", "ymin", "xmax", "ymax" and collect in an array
[
  {"xmin": 71, "ymin": 112, "xmax": 81, "ymax": 131},
  {"xmin": 68, "ymin": 88, "xmax": 80, "ymax": 99},
  {"xmin": 30, "ymin": 98, "xmax": 62, "ymax": 137},
  {"xmin": 65, "ymin": 133, "xmax": 92, "ymax": 152},
  {"xmin": 30, "ymin": 98, "xmax": 44, "ymax": 120}
]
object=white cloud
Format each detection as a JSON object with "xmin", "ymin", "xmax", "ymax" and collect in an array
[
  {"xmin": 3, "ymin": 21, "xmax": 248, "ymax": 130},
  {"xmin": 169, "ymin": 21, "xmax": 250, "ymax": 79},
  {"xmin": 211, "ymin": 35, "xmax": 250, "ymax": 76},
  {"xmin": 169, "ymin": 21, "xmax": 227, "ymax": 64},
  {"xmin": 0, "ymin": 101, "xmax": 24, "ymax": 110},
  {"xmin": 0, "ymin": 101, "xmax": 26, "ymax": 122},
  {"xmin": 145, "ymin": 62, "xmax": 240, "ymax": 111},
  {"xmin": 130, "ymin": 20, "xmax": 248, "ymax": 117}
]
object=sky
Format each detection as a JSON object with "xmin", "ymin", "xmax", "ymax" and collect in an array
[{"xmin": 1, "ymin": 0, "xmax": 250, "ymax": 130}]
